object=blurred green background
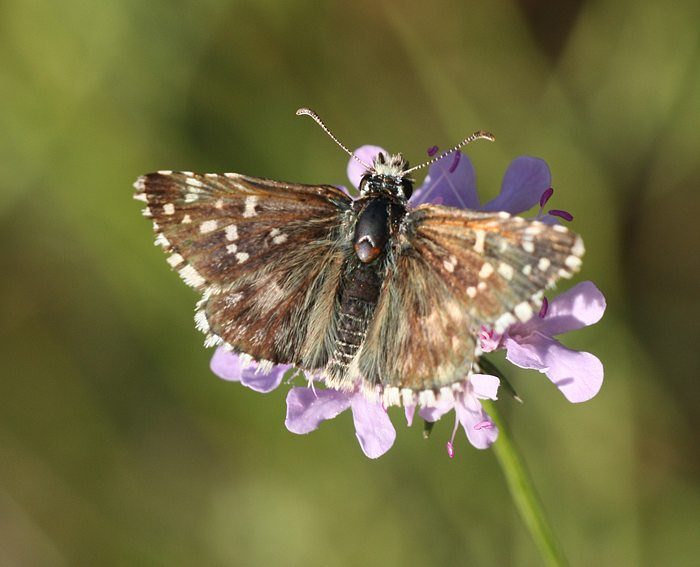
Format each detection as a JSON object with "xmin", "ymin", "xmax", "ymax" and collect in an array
[{"xmin": 2, "ymin": 0, "xmax": 699, "ymax": 565}]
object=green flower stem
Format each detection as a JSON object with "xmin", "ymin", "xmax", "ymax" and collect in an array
[{"xmin": 483, "ymin": 400, "xmax": 568, "ymax": 567}]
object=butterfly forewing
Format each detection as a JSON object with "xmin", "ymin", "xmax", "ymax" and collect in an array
[
  {"xmin": 135, "ymin": 172, "xmax": 354, "ymax": 364},
  {"xmin": 358, "ymin": 205, "xmax": 584, "ymax": 392},
  {"xmin": 405, "ymin": 205, "xmax": 583, "ymax": 329}
]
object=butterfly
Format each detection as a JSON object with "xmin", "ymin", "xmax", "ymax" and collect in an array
[{"xmin": 134, "ymin": 108, "xmax": 584, "ymax": 407}]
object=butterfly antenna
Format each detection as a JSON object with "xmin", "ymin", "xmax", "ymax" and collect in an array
[
  {"xmin": 403, "ymin": 130, "xmax": 495, "ymax": 175},
  {"xmin": 296, "ymin": 108, "xmax": 372, "ymax": 170}
]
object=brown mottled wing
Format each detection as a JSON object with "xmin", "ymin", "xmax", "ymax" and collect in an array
[
  {"xmin": 134, "ymin": 171, "xmax": 354, "ymax": 366},
  {"xmin": 358, "ymin": 204, "xmax": 584, "ymax": 391}
]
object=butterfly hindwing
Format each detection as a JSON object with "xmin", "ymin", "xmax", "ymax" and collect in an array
[{"xmin": 135, "ymin": 172, "xmax": 354, "ymax": 365}]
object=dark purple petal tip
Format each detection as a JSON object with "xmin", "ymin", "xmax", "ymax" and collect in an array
[
  {"xmin": 539, "ymin": 296, "xmax": 549, "ymax": 318},
  {"xmin": 427, "ymin": 145, "xmax": 439, "ymax": 157},
  {"xmin": 539, "ymin": 187, "xmax": 554, "ymax": 207},
  {"xmin": 448, "ymin": 152, "xmax": 461, "ymax": 173},
  {"xmin": 548, "ymin": 209, "xmax": 574, "ymax": 221}
]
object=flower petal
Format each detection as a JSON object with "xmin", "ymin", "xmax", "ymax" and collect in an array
[
  {"xmin": 210, "ymin": 347, "xmax": 244, "ymax": 382},
  {"xmin": 470, "ymin": 374, "xmax": 500, "ymax": 400},
  {"xmin": 404, "ymin": 404, "xmax": 416, "ymax": 426},
  {"xmin": 505, "ymin": 333, "xmax": 604, "ymax": 402},
  {"xmin": 210, "ymin": 348, "xmax": 290, "ymax": 392},
  {"xmin": 410, "ymin": 151, "xmax": 479, "ymax": 209},
  {"xmin": 350, "ymin": 394, "xmax": 396, "ymax": 458},
  {"xmin": 455, "ymin": 394, "xmax": 498, "ymax": 449},
  {"xmin": 285, "ymin": 387, "xmax": 351, "ymax": 434},
  {"xmin": 538, "ymin": 281, "xmax": 606, "ymax": 336},
  {"xmin": 482, "ymin": 156, "xmax": 551, "ymax": 214},
  {"xmin": 503, "ymin": 335, "xmax": 549, "ymax": 371},
  {"xmin": 347, "ymin": 145, "xmax": 386, "ymax": 188},
  {"xmin": 542, "ymin": 341, "xmax": 604, "ymax": 403},
  {"xmin": 418, "ymin": 397, "xmax": 455, "ymax": 423},
  {"xmin": 240, "ymin": 364, "xmax": 289, "ymax": 393}
]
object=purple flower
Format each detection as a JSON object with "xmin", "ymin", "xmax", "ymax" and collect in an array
[
  {"xmin": 349, "ymin": 145, "xmax": 570, "ymax": 222},
  {"xmin": 210, "ymin": 347, "xmax": 292, "ymax": 393},
  {"xmin": 481, "ymin": 281, "xmax": 606, "ymax": 403},
  {"xmin": 285, "ymin": 386, "xmax": 396, "ymax": 459},
  {"xmin": 419, "ymin": 374, "xmax": 500, "ymax": 456}
]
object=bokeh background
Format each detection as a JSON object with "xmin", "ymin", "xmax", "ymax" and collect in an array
[{"xmin": 2, "ymin": 0, "xmax": 699, "ymax": 565}]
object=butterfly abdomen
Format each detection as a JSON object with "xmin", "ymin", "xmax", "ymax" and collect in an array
[{"xmin": 327, "ymin": 259, "xmax": 383, "ymax": 380}]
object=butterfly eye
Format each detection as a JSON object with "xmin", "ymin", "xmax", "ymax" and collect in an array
[
  {"xmin": 359, "ymin": 175, "xmax": 371, "ymax": 193},
  {"xmin": 377, "ymin": 152, "xmax": 386, "ymax": 164},
  {"xmin": 401, "ymin": 178, "xmax": 413, "ymax": 200}
]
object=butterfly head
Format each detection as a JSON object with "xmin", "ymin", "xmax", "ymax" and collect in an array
[{"xmin": 359, "ymin": 152, "xmax": 413, "ymax": 201}]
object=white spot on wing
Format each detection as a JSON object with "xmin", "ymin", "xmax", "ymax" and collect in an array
[
  {"xmin": 226, "ymin": 243, "xmax": 238, "ymax": 254},
  {"xmin": 179, "ymin": 265, "xmax": 206, "ymax": 288},
  {"xmin": 194, "ymin": 310, "xmax": 210, "ymax": 332},
  {"xmin": 418, "ymin": 389, "xmax": 437, "ymax": 407},
  {"xmin": 269, "ymin": 228, "xmax": 288, "ymax": 244},
  {"xmin": 494, "ymin": 312, "xmax": 517, "ymax": 333},
  {"xmin": 200, "ymin": 220, "xmax": 218, "ymax": 234},
  {"xmin": 182, "ymin": 214, "xmax": 192, "ymax": 224},
  {"xmin": 243, "ymin": 196, "xmax": 258, "ymax": 218},
  {"xmin": 166, "ymin": 253, "xmax": 184, "ymax": 267},
  {"xmin": 163, "ymin": 203, "xmax": 175, "ymax": 215},
  {"xmin": 225, "ymin": 225, "xmax": 239, "ymax": 241},
  {"xmin": 538, "ymin": 257, "xmax": 551, "ymax": 271},
  {"xmin": 467, "ymin": 286, "xmax": 477, "ymax": 298},
  {"xmin": 514, "ymin": 301, "xmax": 533, "ymax": 322},
  {"xmin": 521, "ymin": 240, "xmax": 534, "ymax": 253},
  {"xmin": 565, "ymin": 254, "xmax": 582, "ymax": 270},
  {"xmin": 479, "ymin": 262, "xmax": 494, "ymax": 279},
  {"xmin": 235, "ymin": 252, "xmax": 249, "ymax": 264},
  {"xmin": 401, "ymin": 388, "xmax": 415, "ymax": 407},
  {"xmin": 498, "ymin": 262, "xmax": 514, "ymax": 280},
  {"xmin": 154, "ymin": 233, "xmax": 170, "ymax": 248}
]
